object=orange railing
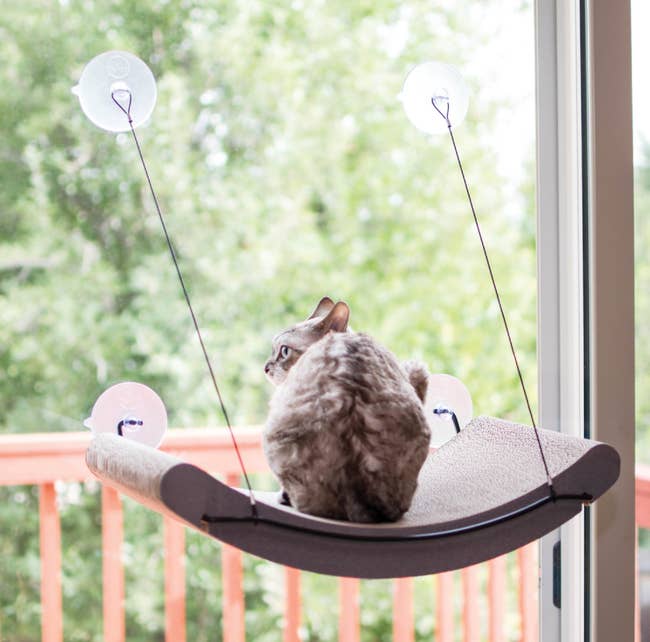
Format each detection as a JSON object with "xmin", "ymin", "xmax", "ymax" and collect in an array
[
  {"xmin": 636, "ymin": 466, "xmax": 650, "ymax": 642},
  {"xmin": 0, "ymin": 429, "xmax": 542, "ymax": 642}
]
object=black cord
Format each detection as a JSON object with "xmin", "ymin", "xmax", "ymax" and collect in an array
[
  {"xmin": 111, "ymin": 90, "xmax": 257, "ymax": 516},
  {"xmin": 431, "ymin": 98, "xmax": 555, "ymax": 493},
  {"xmin": 106, "ymin": 86, "xmax": 555, "ymax": 511},
  {"xmin": 200, "ymin": 492, "xmax": 592, "ymax": 542}
]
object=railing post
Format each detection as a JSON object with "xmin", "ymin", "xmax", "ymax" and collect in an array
[
  {"xmin": 39, "ymin": 483, "xmax": 63, "ymax": 642},
  {"xmin": 436, "ymin": 572, "xmax": 454, "ymax": 642},
  {"xmin": 164, "ymin": 515, "xmax": 186, "ymax": 642},
  {"xmin": 222, "ymin": 474, "xmax": 245, "ymax": 642},
  {"xmin": 462, "ymin": 565, "xmax": 480, "ymax": 642},
  {"xmin": 339, "ymin": 577, "xmax": 360, "ymax": 642},
  {"xmin": 102, "ymin": 486, "xmax": 125, "ymax": 642},
  {"xmin": 284, "ymin": 567, "xmax": 301, "ymax": 642},
  {"xmin": 488, "ymin": 556, "xmax": 506, "ymax": 642},
  {"xmin": 392, "ymin": 577, "xmax": 413, "ymax": 642},
  {"xmin": 517, "ymin": 543, "xmax": 538, "ymax": 642}
]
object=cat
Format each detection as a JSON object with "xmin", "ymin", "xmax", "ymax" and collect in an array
[{"xmin": 263, "ymin": 296, "xmax": 431, "ymax": 523}]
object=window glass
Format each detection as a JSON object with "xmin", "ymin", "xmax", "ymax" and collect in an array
[{"xmin": 0, "ymin": 1, "xmax": 537, "ymax": 640}]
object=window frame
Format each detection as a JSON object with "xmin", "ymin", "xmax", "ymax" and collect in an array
[{"xmin": 535, "ymin": 1, "xmax": 635, "ymax": 640}]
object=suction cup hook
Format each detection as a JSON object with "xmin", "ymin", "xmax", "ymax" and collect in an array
[
  {"xmin": 72, "ymin": 51, "xmax": 157, "ymax": 133},
  {"xmin": 84, "ymin": 382, "xmax": 167, "ymax": 448},
  {"xmin": 400, "ymin": 61, "xmax": 469, "ymax": 135},
  {"xmin": 424, "ymin": 374, "xmax": 473, "ymax": 447}
]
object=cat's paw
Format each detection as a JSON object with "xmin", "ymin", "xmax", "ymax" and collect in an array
[{"xmin": 279, "ymin": 489, "xmax": 292, "ymax": 506}]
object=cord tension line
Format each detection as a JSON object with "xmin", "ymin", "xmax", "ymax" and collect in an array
[
  {"xmin": 107, "ymin": 86, "xmax": 555, "ymax": 508},
  {"xmin": 431, "ymin": 97, "xmax": 555, "ymax": 494},
  {"xmin": 111, "ymin": 90, "xmax": 257, "ymax": 514}
]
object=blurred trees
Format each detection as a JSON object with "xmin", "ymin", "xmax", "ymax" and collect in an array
[
  {"xmin": 636, "ymin": 146, "xmax": 650, "ymax": 462},
  {"xmin": 0, "ymin": 0, "xmax": 537, "ymax": 639}
]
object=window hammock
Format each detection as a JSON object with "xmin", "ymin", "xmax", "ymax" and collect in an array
[{"xmin": 75, "ymin": 52, "xmax": 619, "ymax": 578}]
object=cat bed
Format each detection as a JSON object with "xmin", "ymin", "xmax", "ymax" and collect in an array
[{"xmin": 86, "ymin": 415, "xmax": 619, "ymax": 578}]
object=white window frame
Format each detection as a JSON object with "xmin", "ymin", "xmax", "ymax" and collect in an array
[
  {"xmin": 536, "ymin": 1, "xmax": 635, "ymax": 640},
  {"xmin": 535, "ymin": 2, "xmax": 583, "ymax": 639}
]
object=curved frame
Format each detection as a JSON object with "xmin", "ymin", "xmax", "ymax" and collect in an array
[{"xmin": 86, "ymin": 416, "xmax": 620, "ymax": 579}]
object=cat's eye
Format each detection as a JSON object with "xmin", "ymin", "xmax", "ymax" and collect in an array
[{"xmin": 279, "ymin": 345, "xmax": 290, "ymax": 359}]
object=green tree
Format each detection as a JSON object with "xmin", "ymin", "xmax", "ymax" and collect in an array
[{"xmin": 635, "ymin": 144, "xmax": 650, "ymax": 462}]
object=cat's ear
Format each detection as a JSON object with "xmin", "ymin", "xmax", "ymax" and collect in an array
[
  {"xmin": 307, "ymin": 296, "xmax": 335, "ymax": 320},
  {"xmin": 320, "ymin": 301, "xmax": 350, "ymax": 333}
]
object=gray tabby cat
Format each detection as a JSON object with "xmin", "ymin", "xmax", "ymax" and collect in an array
[{"xmin": 263, "ymin": 296, "xmax": 431, "ymax": 523}]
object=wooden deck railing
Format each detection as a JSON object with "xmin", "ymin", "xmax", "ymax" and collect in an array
[
  {"xmin": 1, "ymin": 428, "xmax": 544, "ymax": 642},
  {"xmin": 636, "ymin": 465, "xmax": 650, "ymax": 642}
]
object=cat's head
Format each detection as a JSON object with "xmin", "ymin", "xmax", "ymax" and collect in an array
[{"xmin": 264, "ymin": 296, "xmax": 350, "ymax": 385}]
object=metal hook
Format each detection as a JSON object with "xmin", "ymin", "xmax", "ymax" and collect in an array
[
  {"xmin": 433, "ymin": 406, "xmax": 462, "ymax": 434},
  {"xmin": 111, "ymin": 86, "xmax": 133, "ymax": 125},
  {"xmin": 431, "ymin": 95, "xmax": 451, "ymax": 128},
  {"xmin": 116, "ymin": 416, "xmax": 143, "ymax": 437}
]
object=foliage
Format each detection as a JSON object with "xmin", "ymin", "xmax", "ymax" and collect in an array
[
  {"xmin": 0, "ymin": 0, "xmax": 538, "ymax": 639},
  {"xmin": 636, "ymin": 146, "xmax": 650, "ymax": 463}
]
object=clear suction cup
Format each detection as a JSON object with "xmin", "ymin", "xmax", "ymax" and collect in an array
[
  {"xmin": 73, "ymin": 51, "xmax": 157, "ymax": 133},
  {"xmin": 84, "ymin": 381, "xmax": 167, "ymax": 448},
  {"xmin": 400, "ymin": 61, "xmax": 469, "ymax": 134},
  {"xmin": 424, "ymin": 374, "xmax": 473, "ymax": 447}
]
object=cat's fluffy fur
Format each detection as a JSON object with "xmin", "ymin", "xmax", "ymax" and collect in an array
[{"xmin": 263, "ymin": 297, "xmax": 431, "ymax": 523}]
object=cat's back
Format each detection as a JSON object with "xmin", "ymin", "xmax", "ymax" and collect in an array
[
  {"xmin": 268, "ymin": 330, "xmax": 427, "ymax": 445},
  {"xmin": 287, "ymin": 331, "xmax": 410, "ymax": 394},
  {"xmin": 266, "ymin": 330, "xmax": 430, "ymax": 522}
]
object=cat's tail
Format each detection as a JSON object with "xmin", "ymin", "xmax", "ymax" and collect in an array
[{"xmin": 402, "ymin": 360, "xmax": 429, "ymax": 403}]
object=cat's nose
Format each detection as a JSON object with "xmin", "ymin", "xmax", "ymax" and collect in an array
[{"xmin": 264, "ymin": 362, "xmax": 271, "ymax": 374}]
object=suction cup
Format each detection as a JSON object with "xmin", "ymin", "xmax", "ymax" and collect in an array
[
  {"xmin": 424, "ymin": 374, "xmax": 473, "ymax": 447},
  {"xmin": 400, "ymin": 61, "xmax": 469, "ymax": 134},
  {"xmin": 84, "ymin": 381, "xmax": 167, "ymax": 448},
  {"xmin": 72, "ymin": 51, "xmax": 157, "ymax": 133}
]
